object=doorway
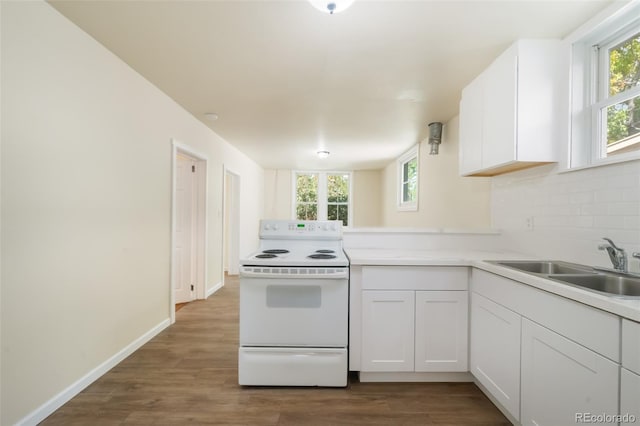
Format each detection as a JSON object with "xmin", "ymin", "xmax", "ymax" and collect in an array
[
  {"xmin": 223, "ymin": 168, "xmax": 240, "ymax": 282},
  {"xmin": 171, "ymin": 140, "xmax": 207, "ymax": 323}
]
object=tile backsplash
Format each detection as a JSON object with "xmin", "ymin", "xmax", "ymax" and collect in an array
[{"xmin": 492, "ymin": 160, "xmax": 640, "ymax": 272}]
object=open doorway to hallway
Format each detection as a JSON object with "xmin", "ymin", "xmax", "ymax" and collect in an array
[{"xmin": 223, "ymin": 168, "xmax": 240, "ymax": 285}]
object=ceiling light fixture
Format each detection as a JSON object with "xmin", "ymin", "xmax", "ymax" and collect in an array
[
  {"xmin": 428, "ymin": 122, "xmax": 443, "ymax": 155},
  {"xmin": 308, "ymin": 0, "xmax": 355, "ymax": 14},
  {"xmin": 204, "ymin": 112, "xmax": 219, "ymax": 121},
  {"xmin": 317, "ymin": 150, "xmax": 330, "ymax": 159}
]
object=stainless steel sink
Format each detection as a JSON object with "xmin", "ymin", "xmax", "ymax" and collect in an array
[
  {"xmin": 492, "ymin": 260, "xmax": 595, "ymax": 275},
  {"xmin": 489, "ymin": 259, "xmax": 640, "ymax": 298},
  {"xmin": 548, "ymin": 274, "xmax": 640, "ymax": 297}
]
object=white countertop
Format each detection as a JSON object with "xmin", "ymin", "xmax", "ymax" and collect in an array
[{"xmin": 345, "ymin": 248, "xmax": 640, "ymax": 322}]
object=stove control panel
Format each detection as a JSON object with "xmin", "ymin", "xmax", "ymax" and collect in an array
[{"xmin": 259, "ymin": 220, "xmax": 342, "ymax": 239}]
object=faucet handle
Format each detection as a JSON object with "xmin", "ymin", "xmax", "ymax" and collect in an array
[{"xmin": 602, "ymin": 237, "xmax": 624, "ymax": 251}]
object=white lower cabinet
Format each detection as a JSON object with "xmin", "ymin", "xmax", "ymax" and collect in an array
[
  {"xmin": 361, "ymin": 289, "xmax": 468, "ymax": 373},
  {"xmin": 621, "ymin": 368, "xmax": 640, "ymax": 420},
  {"xmin": 361, "ymin": 290, "xmax": 415, "ymax": 372},
  {"xmin": 520, "ymin": 318, "xmax": 619, "ymax": 426},
  {"xmin": 415, "ymin": 291, "xmax": 468, "ymax": 372},
  {"xmin": 470, "ymin": 292, "xmax": 521, "ymax": 420},
  {"xmin": 621, "ymin": 319, "xmax": 640, "ymax": 421}
]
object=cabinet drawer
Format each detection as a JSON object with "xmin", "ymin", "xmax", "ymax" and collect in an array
[
  {"xmin": 623, "ymin": 319, "xmax": 640, "ymax": 374},
  {"xmin": 472, "ymin": 269, "xmax": 620, "ymax": 361},
  {"xmin": 362, "ymin": 266, "xmax": 468, "ymax": 291}
]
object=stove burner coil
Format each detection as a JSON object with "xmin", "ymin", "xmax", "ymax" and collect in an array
[
  {"xmin": 308, "ymin": 253, "xmax": 337, "ymax": 259},
  {"xmin": 255, "ymin": 254, "xmax": 278, "ymax": 259},
  {"xmin": 262, "ymin": 249, "xmax": 290, "ymax": 254},
  {"xmin": 315, "ymin": 249, "xmax": 335, "ymax": 254}
]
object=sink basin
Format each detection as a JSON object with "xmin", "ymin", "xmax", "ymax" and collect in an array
[
  {"xmin": 493, "ymin": 260, "xmax": 595, "ymax": 275},
  {"xmin": 549, "ymin": 274, "xmax": 640, "ymax": 297}
]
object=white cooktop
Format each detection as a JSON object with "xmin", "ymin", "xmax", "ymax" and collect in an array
[{"xmin": 241, "ymin": 220, "xmax": 349, "ymax": 267}]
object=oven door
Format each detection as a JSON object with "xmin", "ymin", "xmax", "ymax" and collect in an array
[{"xmin": 239, "ymin": 266, "xmax": 348, "ymax": 347}]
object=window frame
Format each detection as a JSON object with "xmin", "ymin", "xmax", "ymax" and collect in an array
[
  {"xmin": 397, "ymin": 145, "xmax": 419, "ymax": 212},
  {"xmin": 569, "ymin": 2, "xmax": 640, "ymax": 170},
  {"xmin": 291, "ymin": 170, "xmax": 353, "ymax": 227}
]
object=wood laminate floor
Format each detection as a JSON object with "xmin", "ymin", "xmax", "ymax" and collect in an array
[{"xmin": 42, "ymin": 275, "xmax": 510, "ymax": 425}]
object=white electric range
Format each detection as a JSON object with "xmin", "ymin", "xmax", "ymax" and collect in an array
[{"xmin": 238, "ymin": 219, "xmax": 349, "ymax": 387}]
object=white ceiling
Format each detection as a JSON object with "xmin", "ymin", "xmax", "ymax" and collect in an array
[{"xmin": 49, "ymin": 0, "xmax": 612, "ymax": 170}]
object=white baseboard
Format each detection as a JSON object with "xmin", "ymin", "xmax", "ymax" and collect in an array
[
  {"xmin": 206, "ymin": 281, "xmax": 223, "ymax": 298},
  {"xmin": 17, "ymin": 318, "xmax": 171, "ymax": 426}
]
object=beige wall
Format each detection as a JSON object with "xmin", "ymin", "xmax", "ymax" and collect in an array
[
  {"xmin": 381, "ymin": 116, "xmax": 491, "ymax": 228},
  {"xmin": 1, "ymin": 2, "xmax": 263, "ymax": 424},
  {"xmin": 263, "ymin": 169, "xmax": 383, "ymax": 226},
  {"xmin": 264, "ymin": 169, "xmax": 292, "ymax": 220},
  {"xmin": 352, "ymin": 170, "xmax": 382, "ymax": 227}
]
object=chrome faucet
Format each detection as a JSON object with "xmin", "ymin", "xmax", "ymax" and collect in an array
[{"xmin": 598, "ymin": 237, "xmax": 627, "ymax": 273}]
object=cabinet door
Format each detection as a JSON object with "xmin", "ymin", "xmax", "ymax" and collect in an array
[
  {"xmin": 361, "ymin": 291, "xmax": 414, "ymax": 372},
  {"xmin": 415, "ymin": 291, "xmax": 468, "ymax": 372},
  {"xmin": 621, "ymin": 368, "xmax": 640, "ymax": 420},
  {"xmin": 482, "ymin": 49, "xmax": 517, "ymax": 169},
  {"xmin": 521, "ymin": 319, "xmax": 618, "ymax": 426},
  {"xmin": 459, "ymin": 76, "xmax": 484, "ymax": 175},
  {"xmin": 470, "ymin": 292, "xmax": 521, "ymax": 420}
]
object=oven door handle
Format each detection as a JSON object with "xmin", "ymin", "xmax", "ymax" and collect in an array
[{"xmin": 240, "ymin": 266, "xmax": 348, "ymax": 279}]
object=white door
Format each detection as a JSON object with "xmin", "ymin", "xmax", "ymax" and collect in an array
[
  {"xmin": 521, "ymin": 318, "xmax": 619, "ymax": 426},
  {"xmin": 415, "ymin": 290, "xmax": 468, "ymax": 372},
  {"xmin": 174, "ymin": 153, "xmax": 196, "ymax": 304},
  {"xmin": 470, "ymin": 292, "xmax": 521, "ymax": 420},
  {"xmin": 361, "ymin": 290, "xmax": 414, "ymax": 372}
]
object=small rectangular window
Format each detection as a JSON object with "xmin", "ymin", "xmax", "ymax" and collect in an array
[{"xmin": 397, "ymin": 146, "xmax": 419, "ymax": 211}]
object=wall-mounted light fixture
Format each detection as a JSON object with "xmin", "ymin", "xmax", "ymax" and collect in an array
[{"xmin": 427, "ymin": 122, "xmax": 443, "ymax": 155}]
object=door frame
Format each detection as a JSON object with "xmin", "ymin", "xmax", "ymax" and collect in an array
[
  {"xmin": 222, "ymin": 166, "xmax": 241, "ymax": 281},
  {"xmin": 170, "ymin": 139, "xmax": 208, "ymax": 324}
]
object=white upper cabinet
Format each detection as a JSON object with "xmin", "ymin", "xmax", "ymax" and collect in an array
[{"xmin": 459, "ymin": 39, "xmax": 567, "ymax": 176}]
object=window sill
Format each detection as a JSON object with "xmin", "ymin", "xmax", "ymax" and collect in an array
[
  {"xmin": 397, "ymin": 204, "xmax": 418, "ymax": 212},
  {"xmin": 560, "ymin": 153, "xmax": 640, "ymax": 174}
]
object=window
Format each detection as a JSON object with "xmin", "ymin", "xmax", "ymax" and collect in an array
[
  {"xmin": 598, "ymin": 29, "xmax": 640, "ymax": 157},
  {"xmin": 293, "ymin": 171, "xmax": 351, "ymax": 226},
  {"xmin": 295, "ymin": 173, "xmax": 318, "ymax": 220},
  {"xmin": 570, "ymin": 3, "xmax": 640, "ymax": 168},
  {"xmin": 397, "ymin": 146, "xmax": 418, "ymax": 211}
]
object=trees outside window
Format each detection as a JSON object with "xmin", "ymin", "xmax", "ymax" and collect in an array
[
  {"xmin": 294, "ymin": 172, "xmax": 351, "ymax": 226},
  {"xmin": 604, "ymin": 31, "xmax": 640, "ymax": 156},
  {"xmin": 569, "ymin": 3, "xmax": 640, "ymax": 168},
  {"xmin": 397, "ymin": 146, "xmax": 419, "ymax": 211}
]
